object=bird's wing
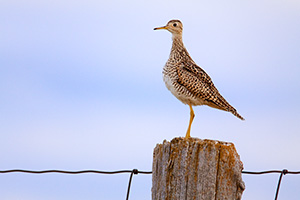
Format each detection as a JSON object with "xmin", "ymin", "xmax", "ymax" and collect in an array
[{"xmin": 175, "ymin": 61, "xmax": 233, "ymax": 111}]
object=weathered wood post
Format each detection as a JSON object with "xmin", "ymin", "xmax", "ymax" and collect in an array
[{"xmin": 152, "ymin": 137, "xmax": 245, "ymax": 200}]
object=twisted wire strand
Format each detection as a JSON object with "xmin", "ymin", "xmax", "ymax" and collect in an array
[
  {"xmin": 242, "ymin": 169, "xmax": 300, "ymax": 175},
  {"xmin": 1, "ymin": 168, "xmax": 299, "ymax": 200},
  {"xmin": 0, "ymin": 169, "xmax": 152, "ymax": 174},
  {"xmin": 0, "ymin": 169, "xmax": 151, "ymax": 200}
]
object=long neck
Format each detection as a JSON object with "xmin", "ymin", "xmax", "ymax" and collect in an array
[
  {"xmin": 171, "ymin": 34, "xmax": 185, "ymax": 52},
  {"xmin": 168, "ymin": 34, "xmax": 191, "ymax": 63}
]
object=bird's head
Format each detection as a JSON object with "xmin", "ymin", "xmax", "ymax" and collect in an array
[{"xmin": 154, "ymin": 19, "xmax": 183, "ymax": 35}]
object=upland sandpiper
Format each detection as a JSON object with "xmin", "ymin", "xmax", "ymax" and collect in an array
[{"xmin": 154, "ymin": 19, "xmax": 244, "ymax": 138}]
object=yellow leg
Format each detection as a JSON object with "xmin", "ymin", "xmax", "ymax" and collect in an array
[{"xmin": 185, "ymin": 104, "xmax": 195, "ymax": 138}]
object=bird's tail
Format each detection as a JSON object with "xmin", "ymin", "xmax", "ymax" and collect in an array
[
  {"xmin": 206, "ymin": 100, "xmax": 245, "ymax": 120},
  {"xmin": 231, "ymin": 109, "xmax": 245, "ymax": 120}
]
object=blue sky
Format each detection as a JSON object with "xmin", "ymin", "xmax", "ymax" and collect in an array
[{"xmin": 1, "ymin": 0, "xmax": 300, "ymax": 199}]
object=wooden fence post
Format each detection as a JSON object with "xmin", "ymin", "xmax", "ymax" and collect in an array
[{"xmin": 152, "ymin": 137, "xmax": 245, "ymax": 200}]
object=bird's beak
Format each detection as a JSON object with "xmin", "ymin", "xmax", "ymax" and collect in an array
[{"xmin": 154, "ymin": 26, "xmax": 167, "ymax": 30}]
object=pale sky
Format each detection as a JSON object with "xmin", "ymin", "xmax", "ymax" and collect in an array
[{"xmin": 1, "ymin": 0, "xmax": 300, "ymax": 199}]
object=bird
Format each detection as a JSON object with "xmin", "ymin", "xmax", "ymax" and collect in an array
[{"xmin": 154, "ymin": 19, "xmax": 244, "ymax": 138}]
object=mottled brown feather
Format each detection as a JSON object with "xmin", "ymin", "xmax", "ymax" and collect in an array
[
  {"xmin": 158, "ymin": 19, "xmax": 244, "ymax": 120},
  {"xmin": 175, "ymin": 62, "xmax": 244, "ymax": 120}
]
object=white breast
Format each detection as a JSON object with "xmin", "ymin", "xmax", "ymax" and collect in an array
[{"xmin": 163, "ymin": 72, "xmax": 205, "ymax": 106}]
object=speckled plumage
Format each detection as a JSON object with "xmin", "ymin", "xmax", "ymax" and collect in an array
[{"xmin": 154, "ymin": 20, "xmax": 244, "ymax": 137}]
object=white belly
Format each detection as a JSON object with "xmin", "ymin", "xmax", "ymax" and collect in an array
[{"xmin": 163, "ymin": 74, "xmax": 205, "ymax": 106}]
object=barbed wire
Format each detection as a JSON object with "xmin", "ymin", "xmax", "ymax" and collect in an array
[{"xmin": 0, "ymin": 168, "xmax": 299, "ymax": 200}]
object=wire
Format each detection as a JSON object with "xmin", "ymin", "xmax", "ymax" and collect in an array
[
  {"xmin": 1, "ymin": 168, "xmax": 299, "ymax": 200},
  {"xmin": 242, "ymin": 169, "xmax": 300, "ymax": 175},
  {"xmin": 0, "ymin": 169, "xmax": 152, "ymax": 200},
  {"xmin": 126, "ymin": 169, "xmax": 138, "ymax": 200},
  {"xmin": 242, "ymin": 169, "xmax": 300, "ymax": 200},
  {"xmin": 274, "ymin": 170, "xmax": 287, "ymax": 200},
  {"xmin": 0, "ymin": 169, "xmax": 152, "ymax": 174}
]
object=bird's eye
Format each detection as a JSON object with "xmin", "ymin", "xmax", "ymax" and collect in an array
[{"xmin": 173, "ymin": 23, "xmax": 177, "ymax": 27}]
